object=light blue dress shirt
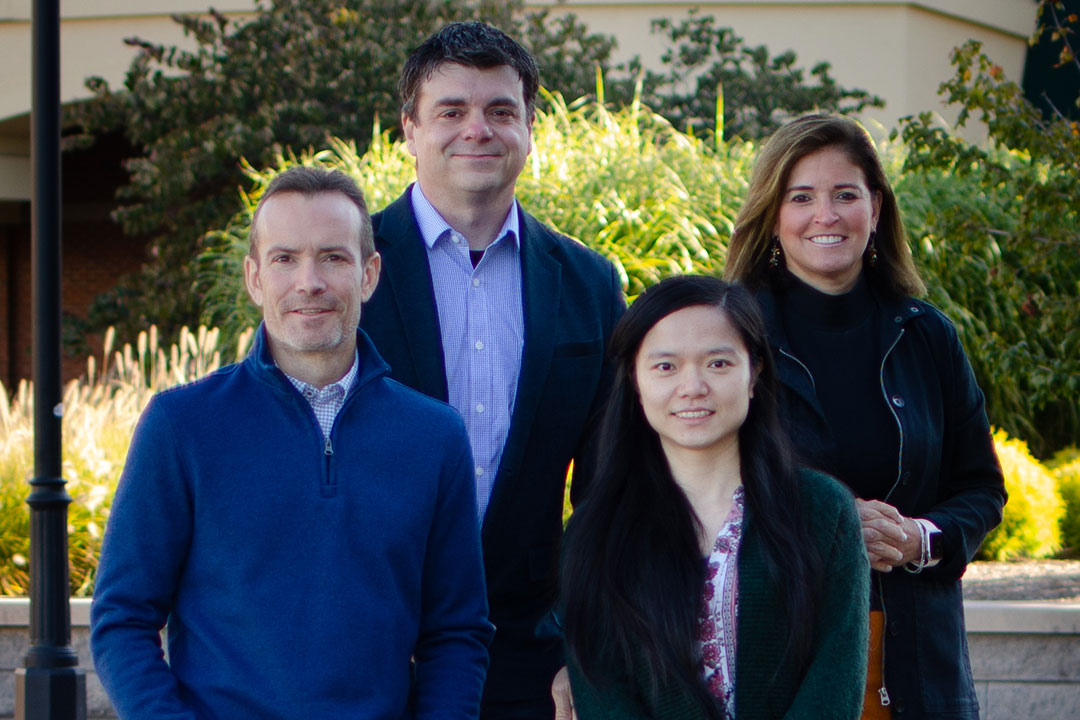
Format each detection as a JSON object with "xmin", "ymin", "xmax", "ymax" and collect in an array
[{"xmin": 410, "ymin": 184, "xmax": 525, "ymax": 520}]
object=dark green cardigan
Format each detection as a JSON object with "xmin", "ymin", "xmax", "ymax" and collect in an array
[{"xmin": 566, "ymin": 468, "xmax": 870, "ymax": 719}]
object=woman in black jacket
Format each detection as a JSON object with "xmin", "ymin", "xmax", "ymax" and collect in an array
[{"xmin": 725, "ymin": 114, "xmax": 1006, "ymax": 719}]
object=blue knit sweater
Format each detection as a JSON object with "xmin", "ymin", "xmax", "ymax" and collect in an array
[{"xmin": 91, "ymin": 326, "xmax": 493, "ymax": 719}]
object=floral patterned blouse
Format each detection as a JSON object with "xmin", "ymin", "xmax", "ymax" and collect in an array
[{"xmin": 697, "ymin": 485, "xmax": 745, "ymax": 718}]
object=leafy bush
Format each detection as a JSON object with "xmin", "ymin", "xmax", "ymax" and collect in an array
[
  {"xmin": 897, "ymin": 41, "xmax": 1080, "ymax": 457},
  {"xmin": 1048, "ymin": 448, "xmax": 1080, "ymax": 557},
  {"xmin": 610, "ymin": 10, "xmax": 883, "ymax": 138},
  {"xmin": 979, "ymin": 430, "xmax": 1064, "ymax": 560},
  {"xmin": 0, "ymin": 326, "xmax": 250, "ymax": 596},
  {"xmin": 65, "ymin": 0, "xmax": 883, "ymax": 350},
  {"xmin": 64, "ymin": 0, "xmax": 616, "ymax": 345},
  {"xmin": 197, "ymin": 91, "xmax": 754, "ymax": 343}
]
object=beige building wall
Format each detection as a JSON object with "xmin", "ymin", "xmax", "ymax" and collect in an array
[
  {"xmin": 0, "ymin": 0, "xmax": 257, "ymax": 201},
  {"xmin": 538, "ymin": 0, "xmax": 1032, "ymax": 134},
  {"xmin": 0, "ymin": 0, "xmax": 1036, "ymax": 201}
]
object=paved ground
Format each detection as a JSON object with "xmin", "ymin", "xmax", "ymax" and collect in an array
[{"xmin": 962, "ymin": 560, "xmax": 1080, "ymax": 601}]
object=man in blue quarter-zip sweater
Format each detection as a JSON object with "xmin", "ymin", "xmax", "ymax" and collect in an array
[{"xmin": 90, "ymin": 166, "xmax": 493, "ymax": 720}]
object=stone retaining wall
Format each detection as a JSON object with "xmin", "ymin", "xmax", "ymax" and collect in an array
[
  {"xmin": 2, "ymin": 598, "xmax": 1078, "ymax": 719},
  {"xmin": 964, "ymin": 601, "xmax": 1080, "ymax": 719}
]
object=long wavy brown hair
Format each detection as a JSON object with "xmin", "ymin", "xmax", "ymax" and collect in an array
[{"xmin": 725, "ymin": 114, "xmax": 925, "ymax": 298}]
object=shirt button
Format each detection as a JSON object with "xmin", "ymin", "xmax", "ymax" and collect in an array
[
  {"xmin": 472, "ymin": 278, "xmax": 481, "ymax": 287},
  {"xmin": 475, "ymin": 340, "xmax": 484, "ymax": 350},
  {"xmin": 303, "ymin": 388, "xmax": 316, "ymax": 400},
  {"xmin": 891, "ymin": 395, "xmax": 906, "ymax": 408},
  {"xmin": 451, "ymin": 235, "xmax": 460, "ymax": 244},
  {"xmin": 475, "ymin": 403, "xmax": 485, "ymax": 414},
  {"xmin": 475, "ymin": 467, "xmax": 484, "ymax": 477}
]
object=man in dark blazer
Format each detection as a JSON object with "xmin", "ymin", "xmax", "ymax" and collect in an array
[{"xmin": 360, "ymin": 21, "xmax": 625, "ymax": 720}]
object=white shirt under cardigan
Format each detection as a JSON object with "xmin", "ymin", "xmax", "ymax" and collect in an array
[{"xmin": 410, "ymin": 183, "xmax": 525, "ymax": 520}]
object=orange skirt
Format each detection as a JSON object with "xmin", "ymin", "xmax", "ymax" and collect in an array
[{"xmin": 861, "ymin": 610, "xmax": 890, "ymax": 720}]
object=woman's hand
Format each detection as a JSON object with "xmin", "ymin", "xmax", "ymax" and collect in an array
[
  {"xmin": 856, "ymin": 498, "xmax": 923, "ymax": 571},
  {"xmin": 552, "ymin": 666, "xmax": 576, "ymax": 720}
]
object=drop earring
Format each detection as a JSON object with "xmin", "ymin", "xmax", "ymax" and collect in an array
[
  {"xmin": 867, "ymin": 231, "xmax": 878, "ymax": 267},
  {"xmin": 768, "ymin": 236, "xmax": 782, "ymax": 271}
]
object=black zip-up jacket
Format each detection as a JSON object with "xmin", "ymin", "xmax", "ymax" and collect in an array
[{"xmin": 755, "ymin": 283, "xmax": 1006, "ymax": 719}]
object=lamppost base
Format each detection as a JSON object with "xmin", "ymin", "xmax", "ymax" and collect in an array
[{"xmin": 14, "ymin": 666, "xmax": 86, "ymax": 720}]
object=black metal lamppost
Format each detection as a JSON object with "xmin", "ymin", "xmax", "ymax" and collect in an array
[{"xmin": 14, "ymin": 0, "xmax": 88, "ymax": 717}]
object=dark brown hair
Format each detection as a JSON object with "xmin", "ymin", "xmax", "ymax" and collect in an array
[{"xmin": 398, "ymin": 21, "xmax": 539, "ymax": 122}]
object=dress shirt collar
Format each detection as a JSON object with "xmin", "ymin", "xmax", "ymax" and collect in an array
[
  {"xmin": 280, "ymin": 349, "xmax": 360, "ymax": 397},
  {"xmin": 410, "ymin": 182, "xmax": 520, "ymax": 251}
]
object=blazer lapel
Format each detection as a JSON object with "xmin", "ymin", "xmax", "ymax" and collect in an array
[
  {"xmin": 373, "ymin": 191, "xmax": 449, "ymax": 401},
  {"xmin": 496, "ymin": 210, "xmax": 560, "ymax": 480}
]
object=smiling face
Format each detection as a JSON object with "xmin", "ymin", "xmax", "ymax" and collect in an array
[
  {"xmin": 402, "ymin": 62, "xmax": 533, "ymax": 212},
  {"xmin": 634, "ymin": 305, "xmax": 756, "ymax": 463},
  {"xmin": 774, "ymin": 145, "xmax": 882, "ymax": 294},
  {"xmin": 244, "ymin": 190, "xmax": 380, "ymax": 384}
]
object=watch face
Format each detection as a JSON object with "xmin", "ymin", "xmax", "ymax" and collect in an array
[{"xmin": 929, "ymin": 531, "xmax": 944, "ymax": 561}]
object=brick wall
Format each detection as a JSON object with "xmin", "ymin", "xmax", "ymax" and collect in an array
[{"xmin": 0, "ymin": 133, "xmax": 148, "ymax": 390}]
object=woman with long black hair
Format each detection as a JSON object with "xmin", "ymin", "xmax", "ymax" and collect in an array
[{"xmin": 558, "ymin": 275, "xmax": 869, "ymax": 719}]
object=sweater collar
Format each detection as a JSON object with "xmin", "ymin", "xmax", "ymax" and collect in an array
[
  {"xmin": 246, "ymin": 322, "xmax": 391, "ymax": 397},
  {"xmin": 755, "ymin": 275, "xmax": 924, "ymax": 351}
]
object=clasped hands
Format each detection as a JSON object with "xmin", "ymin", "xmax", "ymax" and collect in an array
[{"xmin": 857, "ymin": 498, "xmax": 923, "ymax": 572}]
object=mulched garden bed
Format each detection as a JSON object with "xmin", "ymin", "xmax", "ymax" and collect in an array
[{"xmin": 961, "ymin": 560, "xmax": 1080, "ymax": 602}]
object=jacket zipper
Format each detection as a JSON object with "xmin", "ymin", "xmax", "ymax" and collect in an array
[
  {"xmin": 874, "ymin": 326, "xmax": 906, "ymax": 708},
  {"xmin": 778, "ymin": 347, "xmax": 816, "ymax": 392}
]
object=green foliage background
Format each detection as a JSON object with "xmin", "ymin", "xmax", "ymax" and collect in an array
[
  {"xmin": 3, "ymin": 0, "xmax": 1077, "ymax": 595},
  {"xmin": 63, "ymin": 0, "xmax": 614, "ymax": 343},
  {"xmin": 979, "ymin": 431, "xmax": 1064, "ymax": 560},
  {"xmin": 198, "ymin": 92, "xmax": 756, "ymax": 338},
  {"xmin": 64, "ymin": 0, "xmax": 879, "ymax": 349},
  {"xmin": 897, "ymin": 41, "xmax": 1079, "ymax": 457},
  {"xmin": 1050, "ymin": 449, "xmax": 1080, "ymax": 557}
]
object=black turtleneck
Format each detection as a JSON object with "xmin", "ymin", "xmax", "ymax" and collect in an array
[{"xmin": 777, "ymin": 272, "xmax": 900, "ymax": 502}]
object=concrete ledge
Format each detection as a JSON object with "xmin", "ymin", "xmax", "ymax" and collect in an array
[
  {"xmin": 0, "ymin": 598, "xmax": 91, "ymax": 627},
  {"xmin": 965, "ymin": 600, "xmax": 1080, "ymax": 634},
  {"xmin": 1, "ymin": 598, "xmax": 1077, "ymax": 719}
]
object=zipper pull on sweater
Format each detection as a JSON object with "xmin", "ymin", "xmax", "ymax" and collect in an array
[{"xmin": 324, "ymin": 437, "xmax": 334, "ymax": 456}]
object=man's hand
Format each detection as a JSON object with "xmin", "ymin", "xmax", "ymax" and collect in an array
[
  {"xmin": 552, "ymin": 666, "xmax": 576, "ymax": 720},
  {"xmin": 856, "ymin": 498, "xmax": 922, "ymax": 572}
]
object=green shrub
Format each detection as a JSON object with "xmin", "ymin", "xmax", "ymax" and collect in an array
[
  {"xmin": 64, "ymin": 0, "xmax": 618, "ymax": 346},
  {"xmin": 198, "ymin": 92, "xmax": 754, "ymax": 345},
  {"xmin": 979, "ymin": 430, "xmax": 1064, "ymax": 560},
  {"xmin": 898, "ymin": 41, "xmax": 1080, "ymax": 458},
  {"xmin": 1048, "ymin": 448, "xmax": 1080, "ymax": 558}
]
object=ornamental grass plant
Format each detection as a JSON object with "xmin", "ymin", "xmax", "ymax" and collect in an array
[
  {"xmin": 198, "ymin": 91, "xmax": 753, "ymax": 343},
  {"xmin": 0, "ymin": 326, "xmax": 251, "ymax": 596}
]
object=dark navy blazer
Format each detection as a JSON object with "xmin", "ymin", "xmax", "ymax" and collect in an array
[{"xmin": 361, "ymin": 187, "xmax": 625, "ymax": 705}]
